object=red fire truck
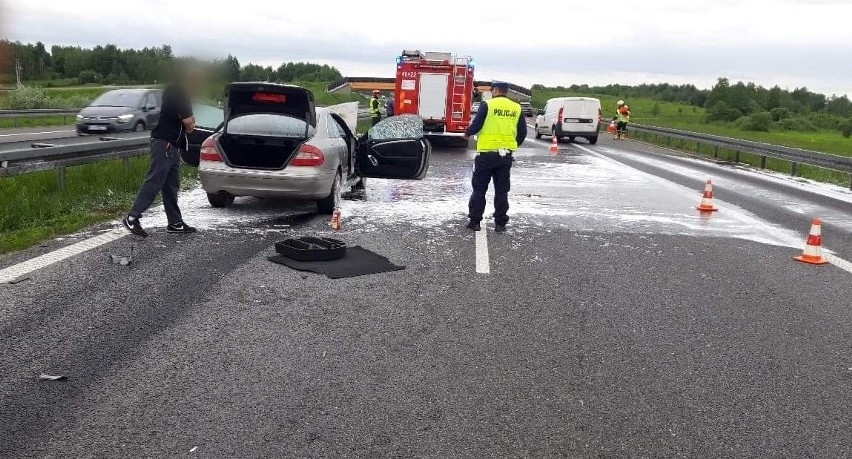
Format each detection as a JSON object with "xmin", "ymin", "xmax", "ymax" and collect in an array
[{"xmin": 394, "ymin": 50, "xmax": 475, "ymax": 144}]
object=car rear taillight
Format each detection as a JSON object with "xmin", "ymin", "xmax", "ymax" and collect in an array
[
  {"xmin": 558, "ymin": 107, "xmax": 564, "ymax": 123},
  {"xmin": 200, "ymin": 136, "xmax": 222, "ymax": 162},
  {"xmin": 290, "ymin": 144, "xmax": 325, "ymax": 167}
]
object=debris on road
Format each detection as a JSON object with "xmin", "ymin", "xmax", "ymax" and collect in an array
[
  {"xmin": 38, "ymin": 373, "xmax": 67, "ymax": 381},
  {"xmin": 190, "ymin": 446, "xmax": 198, "ymax": 453},
  {"xmin": 8, "ymin": 276, "xmax": 31, "ymax": 285},
  {"xmin": 109, "ymin": 245, "xmax": 135, "ymax": 266}
]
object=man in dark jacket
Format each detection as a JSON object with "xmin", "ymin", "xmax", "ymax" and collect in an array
[{"xmin": 122, "ymin": 68, "xmax": 201, "ymax": 237}]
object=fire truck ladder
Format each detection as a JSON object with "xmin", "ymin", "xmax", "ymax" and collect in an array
[{"xmin": 450, "ymin": 56, "xmax": 471, "ymax": 122}]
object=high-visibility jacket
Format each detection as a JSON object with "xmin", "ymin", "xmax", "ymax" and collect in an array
[
  {"xmin": 617, "ymin": 105, "xmax": 630, "ymax": 123},
  {"xmin": 370, "ymin": 97, "xmax": 381, "ymax": 117},
  {"xmin": 477, "ymin": 96, "xmax": 522, "ymax": 152}
]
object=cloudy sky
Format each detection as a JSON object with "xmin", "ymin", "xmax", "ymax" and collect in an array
[{"xmin": 3, "ymin": 0, "xmax": 852, "ymax": 96}]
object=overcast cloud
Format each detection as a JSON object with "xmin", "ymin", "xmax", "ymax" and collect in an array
[{"xmin": 3, "ymin": 0, "xmax": 851, "ymax": 96}]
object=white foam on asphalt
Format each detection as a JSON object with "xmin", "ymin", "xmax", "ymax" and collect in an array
[
  {"xmin": 0, "ymin": 229, "xmax": 127, "ymax": 283},
  {"xmin": 475, "ymin": 223, "xmax": 490, "ymax": 274}
]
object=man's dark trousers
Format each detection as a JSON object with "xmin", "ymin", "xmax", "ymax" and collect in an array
[
  {"xmin": 468, "ymin": 152, "xmax": 512, "ymax": 225},
  {"xmin": 130, "ymin": 138, "xmax": 184, "ymax": 224},
  {"xmin": 372, "ymin": 116, "xmax": 381, "ymax": 126}
]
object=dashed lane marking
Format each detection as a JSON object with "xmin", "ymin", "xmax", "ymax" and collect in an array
[
  {"xmin": 0, "ymin": 229, "xmax": 127, "ymax": 283},
  {"xmin": 0, "ymin": 129, "xmax": 74, "ymax": 138},
  {"xmin": 475, "ymin": 222, "xmax": 491, "ymax": 274}
]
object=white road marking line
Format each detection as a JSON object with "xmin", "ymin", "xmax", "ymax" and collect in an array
[
  {"xmin": 0, "ymin": 129, "xmax": 74, "ymax": 138},
  {"xmin": 573, "ymin": 142, "xmax": 852, "ymax": 277},
  {"xmin": 475, "ymin": 223, "xmax": 491, "ymax": 274},
  {"xmin": 0, "ymin": 229, "xmax": 127, "ymax": 283}
]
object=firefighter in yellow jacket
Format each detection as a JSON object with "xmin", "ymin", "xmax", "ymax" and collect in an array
[
  {"xmin": 370, "ymin": 89, "xmax": 382, "ymax": 126},
  {"xmin": 463, "ymin": 82, "xmax": 527, "ymax": 233}
]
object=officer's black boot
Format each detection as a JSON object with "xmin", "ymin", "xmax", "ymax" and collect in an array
[{"xmin": 466, "ymin": 221, "xmax": 481, "ymax": 232}]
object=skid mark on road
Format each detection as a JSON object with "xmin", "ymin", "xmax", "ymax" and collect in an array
[{"xmin": 0, "ymin": 229, "xmax": 127, "ymax": 283}]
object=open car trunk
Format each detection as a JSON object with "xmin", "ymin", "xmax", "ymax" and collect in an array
[
  {"xmin": 218, "ymin": 134, "xmax": 305, "ymax": 169},
  {"xmin": 219, "ymin": 82, "xmax": 317, "ymax": 170}
]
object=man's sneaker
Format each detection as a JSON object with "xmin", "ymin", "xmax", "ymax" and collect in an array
[
  {"xmin": 466, "ymin": 221, "xmax": 481, "ymax": 232},
  {"xmin": 166, "ymin": 222, "xmax": 197, "ymax": 234},
  {"xmin": 494, "ymin": 224, "xmax": 507, "ymax": 233},
  {"xmin": 122, "ymin": 215, "xmax": 148, "ymax": 237}
]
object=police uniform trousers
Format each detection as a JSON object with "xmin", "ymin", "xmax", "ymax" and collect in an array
[{"xmin": 468, "ymin": 152, "xmax": 513, "ymax": 225}]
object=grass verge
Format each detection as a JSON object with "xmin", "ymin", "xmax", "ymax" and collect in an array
[
  {"xmin": 0, "ymin": 116, "xmax": 75, "ymax": 129},
  {"xmin": 0, "ymin": 156, "xmax": 197, "ymax": 255}
]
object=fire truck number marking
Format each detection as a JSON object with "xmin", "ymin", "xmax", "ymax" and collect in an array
[{"xmin": 401, "ymin": 71, "xmax": 418, "ymax": 78}]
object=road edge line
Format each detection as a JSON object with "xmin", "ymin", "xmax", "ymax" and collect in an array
[{"xmin": 0, "ymin": 228, "xmax": 127, "ymax": 283}]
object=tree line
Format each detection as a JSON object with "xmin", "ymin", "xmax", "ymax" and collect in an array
[
  {"xmin": 0, "ymin": 40, "xmax": 342, "ymax": 85},
  {"xmin": 533, "ymin": 79, "xmax": 852, "ymax": 136}
]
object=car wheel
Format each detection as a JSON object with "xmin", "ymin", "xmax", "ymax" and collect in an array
[
  {"xmin": 207, "ymin": 192, "xmax": 234, "ymax": 208},
  {"xmin": 317, "ymin": 171, "xmax": 342, "ymax": 215},
  {"xmin": 534, "ymin": 125, "xmax": 542, "ymax": 139},
  {"xmin": 588, "ymin": 136, "xmax": 599, "ymax": 145},
  {"xmin": 568, "ymin": 136, "xmax": 576, "ymax": 142},
  {"xmin": 134, "ymin": 121, "xmax": 145, "ymax": 132}
]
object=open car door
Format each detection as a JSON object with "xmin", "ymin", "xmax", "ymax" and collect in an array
[
  {"xmin": 182, "ymin": 103, "xmax": 224, "ymax": 167},
  {"xmin": 357, "ymin": 114, "xmax": 431, "ymax": 180}
]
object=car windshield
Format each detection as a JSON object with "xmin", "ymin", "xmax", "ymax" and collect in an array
[
  {"xmin": 90, "ymin": 90, "xmax": 143, "ymax": 108},
  {"xmin": 368, "ymin": 114, "xmax": 423, "ymax": 140},
  {"xmin": 227, "ymin": 113, "xmax": 314, "ymax": 138},
  {"xmin": 193, "ymin": 103, "xmax": 224, "ymax": 130}
]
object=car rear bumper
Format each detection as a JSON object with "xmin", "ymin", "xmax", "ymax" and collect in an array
[
  {"xmin": 558, "ymin": 123, "xmax": 600, "ymax": 136},
  {"xmin": 199, "ymin": 162, "xmax": 334, "ymax": 200}
]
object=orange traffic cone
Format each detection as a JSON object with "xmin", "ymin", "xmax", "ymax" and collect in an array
[
  {"xmin": 549, "ymin": 134, "xmax": 559, "ymax": 153},
  {"xmin": 696, "ymin": 180, "xmax": 719, "ymax": 212},
  {"xmin": 794, "ymin": 218, "xmax": 829, "ymax": 265}
]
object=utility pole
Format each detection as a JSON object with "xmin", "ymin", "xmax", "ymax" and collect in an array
[{"xmin": 15, "ymin": 59, "xmax": 22, "ymax": 88}]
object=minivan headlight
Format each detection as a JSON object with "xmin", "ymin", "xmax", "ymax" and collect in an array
[
  {"xmin": 76, "ymin": 114, "xmax": 83, "ymax": 120},
  {"xmin": 118, "ymin": 114, "xmax": 134, "ymax": 122}
]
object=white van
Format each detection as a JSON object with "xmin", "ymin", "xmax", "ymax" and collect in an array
[{"xmin": 534, "ymin": 97, "xmax": 602, "ymax": 144}]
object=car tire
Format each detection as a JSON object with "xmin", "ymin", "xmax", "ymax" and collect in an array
[
  {"xmin": 133, "ymin": 121, "xmax": 145, "ymax": 132},
  {"xmin": 534, "ymin": 125, "xmax": 542, "ymax": 139},
  {"xmin": 588, "ymin": 136, "xmax": 599, "ymax": 145},
  {"xmin": 568, "ymin": 136, "xmax": 576, "ymax": 142},
  {"xmin": 317, "ymin": 171, "xmax": 342, "ymax": 215},
  {"xmin": 207, "ymin": 192, "xmax": 234, "ymax": 208}
]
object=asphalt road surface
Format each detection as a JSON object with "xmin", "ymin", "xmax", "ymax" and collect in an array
[
  {"xmin": 0, "ymin": 126, "xmax": 145, "ymax": 152},
  {"xmin": 1, "ymin": 132, "xmax": 851, "ymax": 457}
]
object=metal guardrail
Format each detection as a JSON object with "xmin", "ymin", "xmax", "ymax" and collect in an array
[
  {"xmin": 0, "ymin": 109, "xmax": 81, "ymax": 128},
  {"xmin": 1, "ymin": 112, "xmax": 373, "ymax": 185},
  {"xmin": 630, "ymin": 123, "xmax": 852, "ymax": 189},
  {"xmin": 328, "ymin": 77, "xmax": 533, "ymax": 98}
]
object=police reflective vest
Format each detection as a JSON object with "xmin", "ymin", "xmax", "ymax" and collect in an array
[
  {"xmin": 617, "ymin": 105, "xmax": 630, "ymax": 123},
  {"xmin": 477, "ymin": 96, "xmax": 522, "ymax": 152},
  {"xmin": 370, "ymin": 97, "xmax": 381, "ymax": 117}
]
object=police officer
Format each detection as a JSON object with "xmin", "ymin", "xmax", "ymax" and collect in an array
[
  {"xmin": 370, "ymin": 89, "xmax": 382, "ymax": 126},
  {"xmin": 463, "ymin": 82, "xmax": 527, "ymax": 232}
]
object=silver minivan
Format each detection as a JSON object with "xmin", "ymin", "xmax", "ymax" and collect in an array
[{"xmin": 76, "ymin": 89, "xmax": 162, "ymax": 134}]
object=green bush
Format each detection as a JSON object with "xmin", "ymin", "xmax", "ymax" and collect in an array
[
  {"xmin": 705, "ymin": 101, "xmax": 743, "ymax": 122},
  {"xmin": 77, "ymin": 70, "xmax": 102, "ymax": 85},
  {"xmin": 770, "ymin": 107, "xmax": 792, "ymax": 121},
  {"xmin": 808, "ymin": 112, "xmax": 844, "ymax": 130},
  {"xmin": 776, "ymin": 117, "xmax": 817, "ymax": 132},
  {"xmin": 840, "ymin": 119, "xmax": 852, "ymax": 138},
  {"xmin": 736, "ymin": 112, "xmax": 773, "ymax": 132},
  {"xmin": 5, "ymin": 86, "xmax": 50, "ymax": 109}
]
